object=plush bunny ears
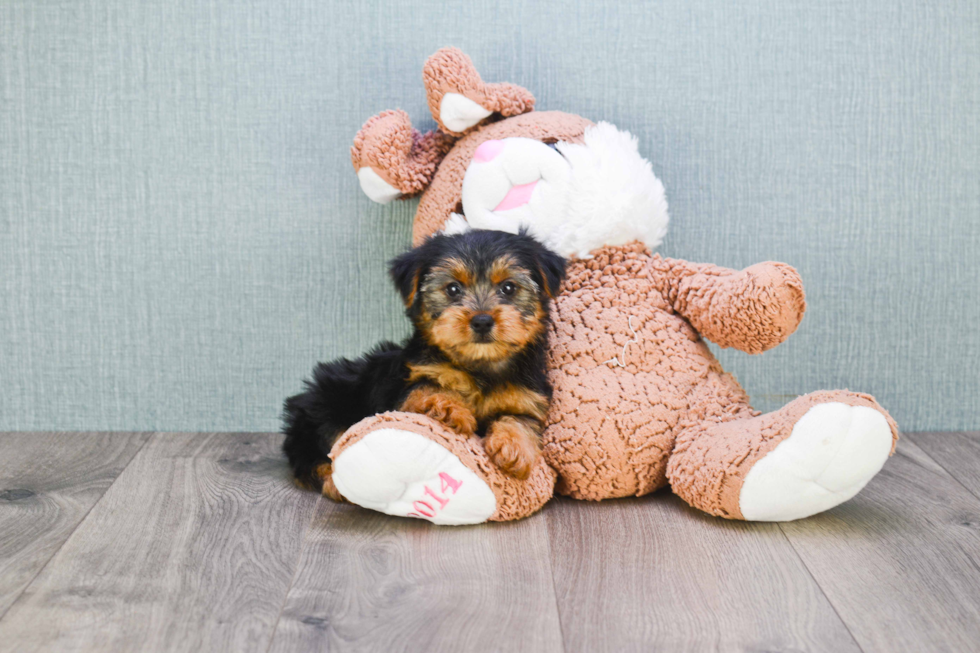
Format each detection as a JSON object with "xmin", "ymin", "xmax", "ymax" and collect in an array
[
  {"xmin": 351, "ymin": 48, "xmax": 535, "ymax": 204},
  {"xmin": 422, "ymin": 47, "xmax": 536, "ymax": 136}
]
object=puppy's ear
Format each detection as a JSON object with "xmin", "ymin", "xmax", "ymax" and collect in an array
[
  {"xmin": 535, "ymin": 246, "xmax": 567, "ymax": 299},
  {"xmin": 388, "ymin": 247, "xmax": 426, "ymax": 308}
]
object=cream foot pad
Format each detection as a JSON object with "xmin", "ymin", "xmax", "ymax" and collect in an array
[
  {"xmin": 332, "ymin": 427, "xmax": 497, "ymax": 525},
  {"xmin": 330, "ymin": 412, "xmax": 557, "ymax": 525},
  {"xmin": 739, "ymin": 402, "xmax": 893, "ymax": 521}
]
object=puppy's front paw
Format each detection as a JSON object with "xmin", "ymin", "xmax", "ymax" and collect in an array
[
  {"xmin": 484, "ymin": 417, "xmax": 541, "ymax": 480},
  {"xmin": 401, "ymin": 389, "xmax": 477, "ymax": 436},
  {"xmin": 428, "ymin": 398, "xmax": 478, "ymax": 436}
]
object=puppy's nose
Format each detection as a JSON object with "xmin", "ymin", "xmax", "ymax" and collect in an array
[{"xmin": 470, "ymin": 313, "xmax": 495, "ymax": 335}]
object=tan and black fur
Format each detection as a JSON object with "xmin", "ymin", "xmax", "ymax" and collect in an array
[{"xmin": 282, "ymin": 229, "xmax": 566, "ymax": 496}]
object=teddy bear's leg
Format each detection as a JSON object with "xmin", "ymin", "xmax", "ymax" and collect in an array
[
  {"xmin": 329, "ymin": 412, "xmax": 556, "ymax": 525},
  {"xmin": 667, "ymin": 390, "xmax": 898, "ymax": 521}
]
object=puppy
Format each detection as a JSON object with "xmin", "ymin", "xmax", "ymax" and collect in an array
[{"xmin": 282, "ymin": 229, "xmax": 566, "ymax": 500}]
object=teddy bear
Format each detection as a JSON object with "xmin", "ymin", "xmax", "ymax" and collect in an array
[{"xmin": 327, "ymin": 47, "xmax": 898, "ymax": 525}]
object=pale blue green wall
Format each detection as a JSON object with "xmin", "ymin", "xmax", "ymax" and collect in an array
[{"xmin": 2, "ymin": 0, "xmax": 978, "ymax": 431}]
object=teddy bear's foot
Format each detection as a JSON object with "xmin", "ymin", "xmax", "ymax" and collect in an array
[
  {"xmin": 668, "ymin": 390, "xmax": 899, "ymax": 521},
  {"xmin": 332, "ymin": 425, "xmax": 496, "ymax": 525},
  {"xmin": 330, "ymin": 412, "xmax": 556, "ymax": 525},
  {"xmin": 738, "ymin": 401, "xmax": 893, "ymax": 521}
]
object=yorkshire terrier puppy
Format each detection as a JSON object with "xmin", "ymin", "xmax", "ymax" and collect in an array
[{"xmin": 282, "ymin": 229, "xmax": 566, "ymax": 500}]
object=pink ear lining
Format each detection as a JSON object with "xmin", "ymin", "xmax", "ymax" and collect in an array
[
  {"xmin": 474, "ymin": 139, "xmax": 505, "ymax": 162},
  {"xmin": 494, "ymin": 180, "xmax": 539, "ymax": 212}
]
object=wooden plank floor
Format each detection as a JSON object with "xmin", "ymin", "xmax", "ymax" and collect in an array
[{"xmin": 0, "ymin": 432, "xmax": 978, "ymax": 653}]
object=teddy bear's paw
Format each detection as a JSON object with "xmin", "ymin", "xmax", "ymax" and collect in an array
[
  {"xmin": 331, "ymin": 428, "xmax": 496, "ymax": 525},
  {"xmin": 739, "ymin": 402, "xmax": 893, "ymax": 521}
]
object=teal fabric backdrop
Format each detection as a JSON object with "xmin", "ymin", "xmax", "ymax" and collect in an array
[{"xmin": 1, "ymin": 0, "xmax": 978, "ymax": 431}]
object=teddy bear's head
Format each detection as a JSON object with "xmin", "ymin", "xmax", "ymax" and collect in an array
[{"xmin": 352, "ymin": 48, "xmax": 669, "ymax": 259}]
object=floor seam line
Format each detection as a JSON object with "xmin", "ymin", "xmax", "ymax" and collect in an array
[
  {"xmin": 776, "ymin": 523, "xmax": 867, "ymax": 653},
  {"xmin": 545, "ymin": 504, "xmax": 569, "ymax": 653},
  {"xmin": 264, "ymin": 493, "xmax": 321, "ymax": 653},
  {"xmin": 904, "ymin": 432, "xmax": 980, "ymax": 504},
  {"xmin": 0, "ymin": 431, "xmax": 156, "ymax": 625}
]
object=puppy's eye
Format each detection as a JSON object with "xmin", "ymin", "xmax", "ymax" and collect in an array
[
  {"xmin": 445, "ymin": 282, "xmax": 463, "ymax": 298},
  {"xmin": 499, "ymin": 281, "xmax": 517, "ymax": 297}
]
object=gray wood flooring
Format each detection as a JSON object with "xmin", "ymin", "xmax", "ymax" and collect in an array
[{"xmin": 0, "ymin": 431, "xmax": 978, "ymax": 653}]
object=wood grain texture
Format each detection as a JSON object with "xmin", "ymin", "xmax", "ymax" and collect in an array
[
  {"xmin": 0, "ymin": 432, "xmax": 149, "ymax": 618},
  {"xmin": 905, "ymin": 431, "xmax": 980, "ymax": 500},
  {"xmin": 268, "ymin": 499, "xmax": 564, "ymax": 653},
  {"xmin": 547, "ymin": 494, "xmax": 860, "ymax": 653},
  {"xmin": 780, "ymin": 437, "xmax": 980, "ymax": 653},
  {"xmin": 4, "ymin": 431, "xmax": 980, "ymax": 652},
  {"xmin": 0, "ymin": 432, "xmax": 318, "ymax": 653}
]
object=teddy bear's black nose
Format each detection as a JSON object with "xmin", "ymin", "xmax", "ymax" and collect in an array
[{"xmin": 470, "ymin": 313, "xmax": 495, "ymax": 335}]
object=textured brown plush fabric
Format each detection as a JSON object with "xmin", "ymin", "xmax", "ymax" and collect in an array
[
  {"xmin": 332, "ymin": 411, "xmax": 556, "ymax": 522},
  {"xmin": 344, "ymin": 47, "xmax": 899, "ymax": 522},
  {"xmin": 542, "ymin": 243, "xmax": 805, "ymax": 500},
  {"xmin": 664, "ymin": 259, "xmax": 806, "ymax": 355},
  {"xmin": 422, "ymin": 47, "xmax": 536, "ymax": 136},
  {"xmin": 350, "ymin": 109, "xmax": 456, "ymax": 197}
]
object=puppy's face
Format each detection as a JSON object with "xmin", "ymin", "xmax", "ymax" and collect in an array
[
  {"xmin": 420, "ymin": 253, "xmax": 543, "ymax": 363},
  {"xmin": 390, "ymin": 231, "xmax": 566, "ymax": 366}
]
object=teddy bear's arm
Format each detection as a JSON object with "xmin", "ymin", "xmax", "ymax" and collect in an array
[{"xmin": 658, "ymin": 258, "xmax": 807, "ymax": 354}]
